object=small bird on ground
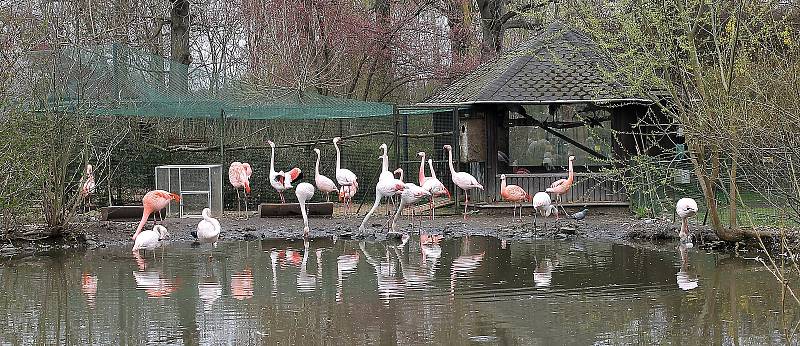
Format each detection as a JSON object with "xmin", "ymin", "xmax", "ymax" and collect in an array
[{"xmin": 571, "ymin": 208, "xmax": 589, "ymax": 221}]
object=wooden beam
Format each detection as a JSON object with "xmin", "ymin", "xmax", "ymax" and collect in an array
[
  {"xmin": 530, "ymin": 117, "xmax": 608, "ymax": 160},
  {"xmin": 259, "ymin": 202, "xmax": 333, "ymax": 217},
  {"xmin": 102, "ymin": 206, "xmax": 147, "ymax": 221}
]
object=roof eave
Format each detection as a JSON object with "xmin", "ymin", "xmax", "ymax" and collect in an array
[{"xmin": 416, "ymin": 98, "xmax": 655, "ymax": 107}]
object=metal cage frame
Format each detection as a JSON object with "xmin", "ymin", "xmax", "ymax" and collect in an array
[{"xmin": 154, "ymin": 164, "xmax": 224, "ymax": 218}]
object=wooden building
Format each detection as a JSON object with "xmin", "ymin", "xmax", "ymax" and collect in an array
[{"xmin": 418, "ymin": 22, "xmax": 666, "ymax": 207}]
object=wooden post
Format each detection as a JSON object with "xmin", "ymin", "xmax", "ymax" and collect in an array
[
  {"xmin": 485, "ymin": 106, "xmax": 498, "ymax": 202},
  {"xmin": 452, "ymin": 106, "xmax": 461, "ymax": 210}
]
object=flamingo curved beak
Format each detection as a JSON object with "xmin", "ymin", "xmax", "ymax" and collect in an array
[{"xmin": 170, "ymin": 193, "xmax": 181, "ymax": 201}]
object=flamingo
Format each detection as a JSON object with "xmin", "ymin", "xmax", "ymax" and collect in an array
[
  {"xmin": 313, "ymin": 148, "xmax": 338, "ymax": 202},
  {"xmin": 80, "ymin": 164, "xmax": 96, "ymax": 212},
  {"xmin": 443, "ymin": 144, "xmax": 484, "ymax": 219},
  {"xmin": 229, "ymin": 162, "xmax": 252, "ymax": 212},
  {"xmin": 392, "ymin": 168, "xmax": 432, "ymax": 229},
  {"xmin": 132, "ymin": 224, "xmax": 169, "ymax": 259},
  {"xmin": 268, "ymin": 140, "xmax": 302, "ymax": 203},
  {"xmin": 532, "ymin": 191, "xmax": 558, "ymax": 228},
  {"xmin": 676, "ymin": 198, "xmax": 699, "ymax": 244},
  {"xmin": 191, "ymin": 208, "xmax": 221, "ymax": 257},
  {"xmin": 546, "ymin": 155, "xmax": 575, "ymax": 215},
  {"xmin": 295, "ymin": 182, "xmax": 315, "ymax": 237},
  {"xmin": 379, "ymin": 144, "xmax": 399, "ymax": 215},
  {"xmin": 333, "ymin": 137, "xmax": 359, "ymax": 215},
  {"xmin": 500, "ymin": 174, "xmax": 531, "ymax": 220},
  {"xmin": 358, "ymin": 158, "xmax": 405, "ymax": 232},
  {"xmin": 418, "ymin": 153, "xmax": 450, "ymax": 220},
  {"xmin": 132, "ymin": 190, "xmax": 181, "ymax": 240}
]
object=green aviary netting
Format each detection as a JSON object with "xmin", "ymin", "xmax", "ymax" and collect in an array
[{"xmin": 41, "ymin": 44, "xmax": 394, "ymax": 120}]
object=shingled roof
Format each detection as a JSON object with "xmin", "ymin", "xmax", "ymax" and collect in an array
[{"xmin": 419, "ymin": 22, "xmax": 649, "ymax": 106}]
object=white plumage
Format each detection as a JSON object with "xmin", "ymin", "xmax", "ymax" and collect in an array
[
  {"xmin": 313, "ymin": 148, "xmax": 338, "ymax": 202},
  {"xmin": 333, "ymin": 137, "xmax": 358, "ymax": 215},
  {"xmin": 532, "ymin": 192, "xmax": 558, "ymax": 227},
  {"xmin": 676, "ymin": 197, "xmax": 699, "ymax": 243},
  {"xmin": 195, "ymin": 208, "xmax": 221, "ymax": 248},
  {"xmin": 132, "ymin": 225, "xmax": 168, "ymax": 256},
  {"xmin": 295, "ymin": 182, "xmax": 315, "ymax": 237}
]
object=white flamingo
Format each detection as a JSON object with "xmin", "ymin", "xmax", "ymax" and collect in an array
[
  {"xmin": 532, "ymin": 191, "xmax": 558, "ymax": 228},
  {"xmin": 192, "ymin": 208, "xmax": 221, "ymax": 257},
  {"xmin": 392, "ymin": 168, "xmax": 431, "ymax": 229},
  {"xmin": 333, "ymin": 137, "xmax": 359, "ymax": 215},
  {"xmin": 418, "ymin": 153, "xmax": 450, "ymax": 220},
  {"xmin": 443, "ymin": 145, "xmax": 484, "ymax": 219},
  {"xmin": 359, "ymin": 157, "xmax": 405, "ymax": 232},
  {"xmin": 313, "ymin": 148, "xmax": 338, "ymax": 202},
  {"xmin": 132, "ymin": 225, "xmax": 169, "ymax": 259},
  {"xmin": 295, "ymin": 182, "xmax": 315, "ymax": 237},
  {"xmin": 676, "ymin": 198, "xmax": 699, "ymax": 244}
]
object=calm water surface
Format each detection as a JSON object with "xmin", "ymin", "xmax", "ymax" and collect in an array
[{"xmin": 0, "ymin": 235, "xmax": 792, "ymax": 345}]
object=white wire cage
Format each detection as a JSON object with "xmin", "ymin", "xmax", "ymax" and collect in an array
[{"xmin": 155, "ymin": 164, "xmax": 223, "ymax": 218}]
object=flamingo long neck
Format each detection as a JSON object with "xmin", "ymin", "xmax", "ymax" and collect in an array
[
  {"xmin": 447, "ymin": 148, "xmax": 456, "ymax": 176},
  {"xmin": 382, "ymin": 154, "xmax": 389, "ymax": 173},
  {"xmin": 133, "ymin": 210, "xmax": 151, "ymax": 238},
  {"xmin": 428, "ymin": 159, "xmax": 438, "ymax": 180},
  {"xmin": 397, "ymin": 169, "xmax": 404, "ymax": 182},
  {"xmin": 566, "ymin": 159, "xmax": 574, "ymax": 184},
  {"xmin": 269, "ymin": 144, "xmax": 276, "ymax": 174},
  {"xmin": 315, "ymin": 151, "xmax": 321, "ymax": 177},
  {"xmin": 681, "ymin": 217, "xmax": 688, "ymax": 236},
  {"xmin": 334, "ymin": 142, "xmax": 342, "ymax": 171},
  {"xmin": 299, "ymin": 199, "xmax": 308, "ymax": 227},
  {"xmin": 418, "ymin": 154, "xmax": 426, "ymax": 185},
  {"xmin": 501, "ymin": 177, "xmax": 507, "ymax": 191}
]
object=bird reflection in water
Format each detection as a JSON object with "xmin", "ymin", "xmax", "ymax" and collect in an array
[
  {"xmin": 450, "ymin": 237, "xmax": 485, "ymax": 299},
  {"xmin": 297, "ymin": 240, "xmax": 317, "ymax": 293},
  {"xmin": 198, "ymin": 278, "xmax": 222, "ymax": 311},
  {"xmin": 360, "ymin": 241, "xmax": 405, "ymax": 301},
  {"xmin": 132, "ymin": 251, "xmax": 179, "ymax": 298},
  {"xmin": 533, "ymin": 258, "xmax": 554, "ymax": 288},
  {"xmin": 270, "ymin": 249, "xmax": 279, "ymax": 297},
  {"xmin": 81, "ymin": 272, "xmax": 98, "ymax": 309},
  {"xmin": 676, "ymin": 244, "xmax": 699, "ymax": 291},
  {"xmin": 336, "ymin": 251, "xmax": 359, "ymax": 303},
  {"xmin": 231, "ymin": 267, "xmax": 254, "ymax": 300}
]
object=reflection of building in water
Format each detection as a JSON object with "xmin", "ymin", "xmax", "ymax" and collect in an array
[
  {"xmin": 676, "ymin": 245, "xmax": 699, "ymax": 291},
  {"xmin": 336, "ymin": 252, "xmax": 359, "ymax": 303},
  {"xmin": 231, "ymin": 268, "xmax": 254, "ymax": 300},
  {"xmin": 198, "ymin": 279, "xmax": 222, "ymax": 311},
  {"xmin": 81, "ymin": 272, "xmax": 98, "ymax": 309}
]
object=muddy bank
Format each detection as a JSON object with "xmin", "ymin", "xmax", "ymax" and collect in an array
[{"xmin": 1, "ymin": 206, "xmax": 740, "ymax": 258}]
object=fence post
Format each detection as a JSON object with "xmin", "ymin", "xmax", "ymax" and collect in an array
[
  {"xmin": 452, "ymin": 106, "xmax": 461, "ymax": 210},
  {"xmin": 393, "ymin": 105, "xmax": 400, "ymax": 169},
  {"xmin": 220, "ymin": 109, "xmax": 225, "ymax": 165}
]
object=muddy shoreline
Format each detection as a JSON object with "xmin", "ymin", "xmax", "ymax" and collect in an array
[{"xmin": 1, "ymin": 206, "xmax": 752, "ymax": 258}]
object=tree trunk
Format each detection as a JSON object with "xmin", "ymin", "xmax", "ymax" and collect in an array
[
  {"xmin": 169, "ymin": 0, "xmax": 191, "ymax": 94},
  {"xmin": 371, "ymin": 0, "xmax": 392, "ymax": 100},
  {"xmin": 728, "ymin": 154, "xmax": 738, "ymax": 230},
  {"xmin": 477, "ymin": 0, "xmax": 505, "ymax": 60}
]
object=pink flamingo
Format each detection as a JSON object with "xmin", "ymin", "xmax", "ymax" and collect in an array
[
  {"xmin": 443, "ymin": 144, "xmax": 484, "ymax": 219},
  {"xmin": 676, "ymin": 198, "xmax": 698, "ymax": 244},
  {"xmin": 532, "ymin": 191, "xmax": 558, "ymax": 228},
  {"xmin": 392, "ymin": 168, "xmax": 431, "ymax": 229},
  {"xmin": 313, "ymin": 148, "xmax": 338, "ymax": 202},
  {"xmin": 359, "ymin": 157, "xmax": 405, "ymax": 232},
  {"xmin": 268, "ymin": 140, "xmax": 302, "ymax": 203},
  {"xmin": 500, "ymin": 174, "xmax": 531, "ymax": 220},
  {"xmin": 229, "ymin": 162, "xmax": 252, "ymax": 212},
  {"xmin": 546, "ymin": 155, "xmax": 575, "ymax": 215},
  {"xmin": 295, "ymin": 182, "xmax": 315, "ymax": 237},
  {"xmin": 333, "ymin": 137, "xmax": 358, "ymax": 215},
  {"xmin": 80, "ymin": 164, "xmax": 96, "ymax": 212},
  {"xmin": 418, "ymin": 152, "xmax": 450, "ymax": 220},
  {"xmin": 132, "ymin": 190, "xmax": 181, "ymax": 240}
]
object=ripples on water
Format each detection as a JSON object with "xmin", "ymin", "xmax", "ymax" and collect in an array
[{"xmin": 0, "ymin": 235, "xmax": 791, "ymax": 344}]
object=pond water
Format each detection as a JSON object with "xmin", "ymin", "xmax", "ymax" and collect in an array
[{"xmin": 0, "ymin": 235, "xmax": 792, "ymax": 345}]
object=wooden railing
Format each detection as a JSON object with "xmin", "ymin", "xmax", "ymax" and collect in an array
[{"xmin": 487, "ymin": 173, "xmax": 629, "ymax": 206}]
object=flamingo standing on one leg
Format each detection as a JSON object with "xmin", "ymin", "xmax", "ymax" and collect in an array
[
  {"xmin": 191, "ymin": 208, "xmax": 221, "ymax": 258},
  {"xmin": 500, "ymin": 174, "xmax": 531, "ymax": 221},
  {"xmin": 132, "ymin": 190, "xmax": 181, "ymax": 240},
  {"xmin": 417, "ymin": 153, "xmax": 450, "ymax": 220},
  {"xmin": 676, "ymin": 198, "xmax": 699, "ymax": 245},
  {"xmin": 443, "ymin": 145, "xmax": 483, "ymax": 220},
  {"xmin": 392, "ymin": 168, "xmax": 431, "ymax": 230},
  {"xmin": 359, "ymin": 158, "xmax": 405, "ymax": 232},
  {"xmin": 546, "ymin": 156, "xmax": 575, "ymax": 215},
  {"xmin": 532, "ymin": 191, "xmax": 558, "ymax": 229},
  {"xmin": 333, "ymin": 137, "xmax": 358, "ymax": 216},
  {"xmin": 295, "ymin": 182, "xmax": 315, "ymax": 237},
  {"xmin": 132, "ymin": 224, "xmax": 169, "ymax": 259},
  {"xmin": 80, "ymin": 164, "xmax": 96, "ymax": 213},
  {"xmin": 229, "ymin": 162, "xmax": 252, "ymax": 212},
  {"xmin": 313, "ymin": 148, "xmax": 338, "ymax": 202}
]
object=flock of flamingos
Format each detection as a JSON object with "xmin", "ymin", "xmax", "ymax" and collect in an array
[{"xmin": 78, "ymin": 137, "xmax": 701, "ymax": 256}]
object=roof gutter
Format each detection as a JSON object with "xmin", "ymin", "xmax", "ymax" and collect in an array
[{"xmin": 415, "ymin": 98, "xmax": 655, "ymax": 107}]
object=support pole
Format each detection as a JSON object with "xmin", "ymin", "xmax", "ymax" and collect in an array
[
  {"xmin": 220, "ymin": 109, "xmax": 225, "ymax": 165},
  {"xmin": 393, "ymin": 105, "xmax": 400, "ymax": 169},
  {"xmin": 452, "ymin": 106, "xmax": 461, "ymax": 210}
]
